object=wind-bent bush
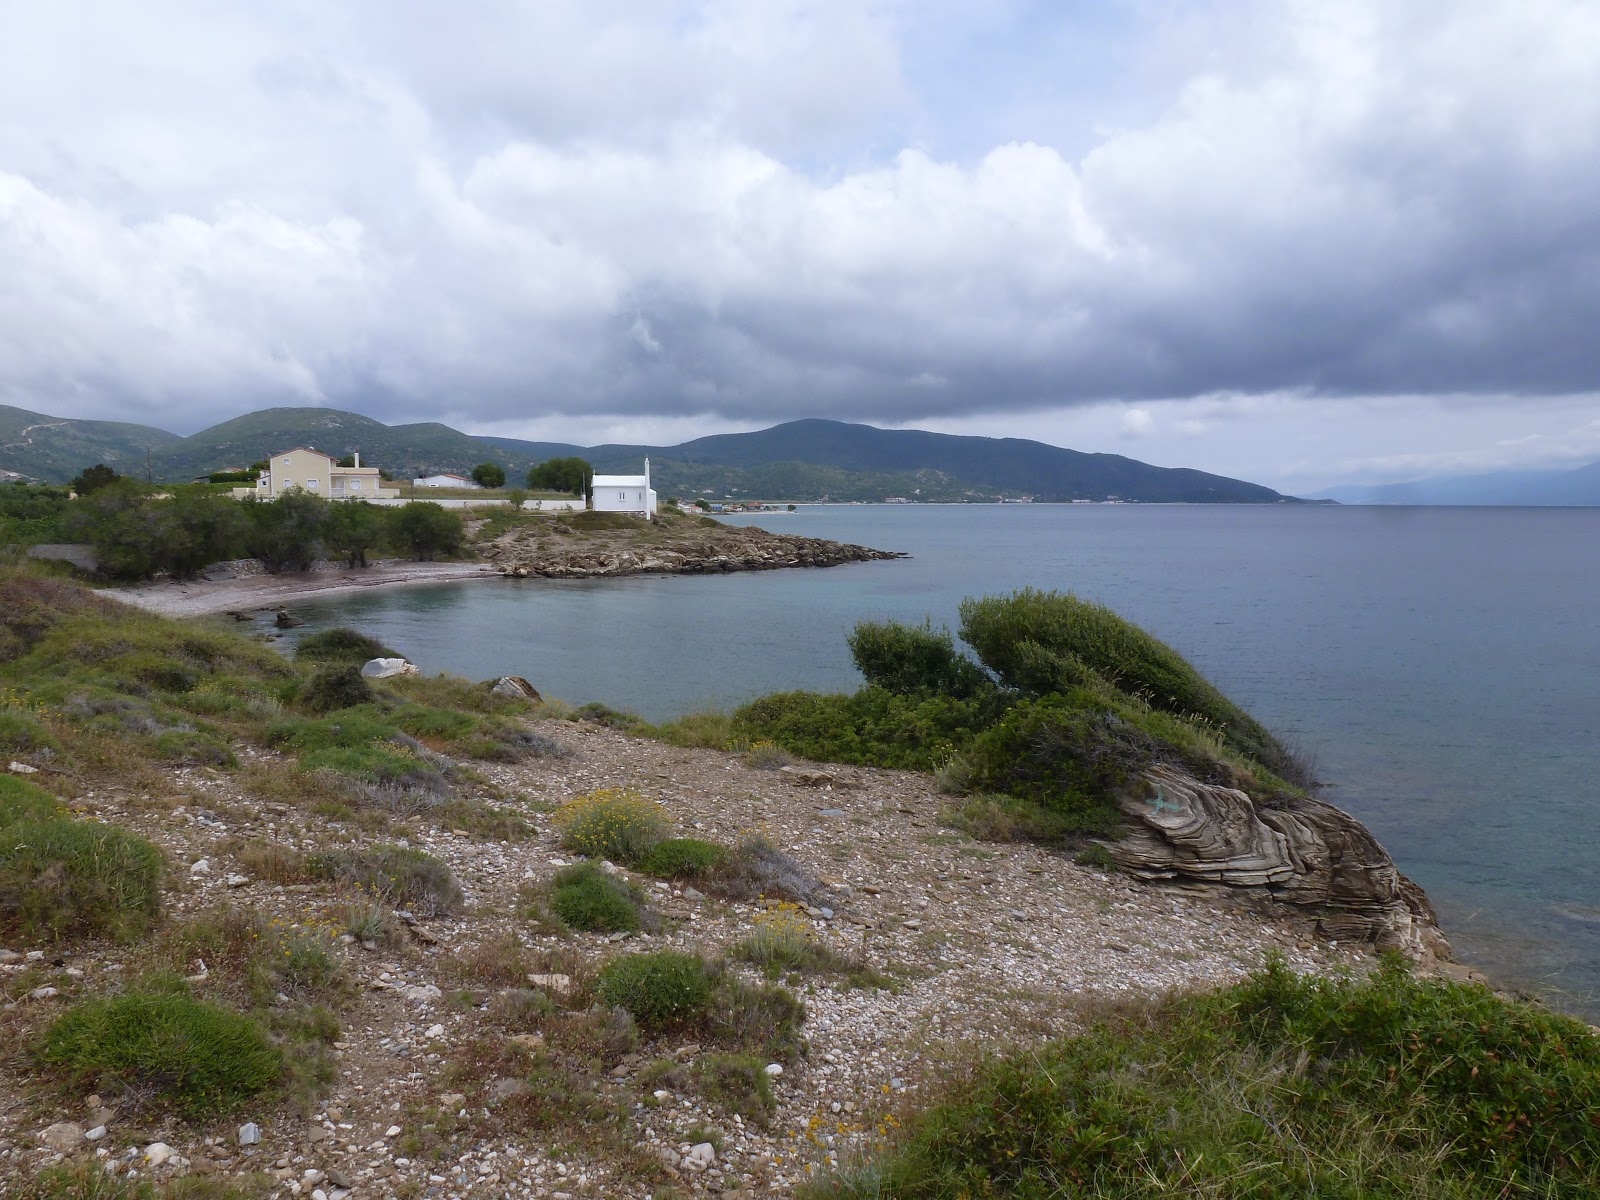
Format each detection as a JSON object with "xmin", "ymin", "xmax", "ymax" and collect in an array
[{"xmin": 959, "ymin": 589, "xmax": 1303, "ymax": 783}]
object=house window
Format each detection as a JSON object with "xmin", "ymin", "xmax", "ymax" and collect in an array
[
  {"xmin": 282, "ymin": 458, "xmax": 291, "ymax": 467},
  {"xmin": 617, "ymin": 490, "xmax": 626, "ymax": 501},
  {"xmin": 351, "ymin": 480, "xmax": 361, "ymax": 491},
  {"xmin": 307, "ymin": 479, "xmax": 318, "ymax": 489},
  {"xmin": 259, "ymin": 478, "xmax": 268, "ymax": 488}
]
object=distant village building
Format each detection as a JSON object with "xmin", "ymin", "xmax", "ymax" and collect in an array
[
  {"xmin": 234, "ymin": 448, "xmax": 400, "ymax": 501},
  {"xmin": 413, "ymin": 473, "xmax": 480, "ymax": 489},
  {"xmin": 591, "ymin": 458, "xmax": 658, "ymax": 519}
]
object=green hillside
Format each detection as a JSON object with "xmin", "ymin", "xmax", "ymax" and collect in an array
[
  {"xmin": 0, "ymin": 404, "xmax": 1297, "ymax": 502},
  {"xmin": 0, "ymin": 405, "xmax": 180, "ymax": 482}
]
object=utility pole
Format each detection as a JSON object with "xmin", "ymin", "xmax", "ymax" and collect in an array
[{"xmin": 146, "ymin": 448, "xmax": 153, "ymax": 484}]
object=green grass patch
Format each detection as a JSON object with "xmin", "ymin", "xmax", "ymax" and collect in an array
[
  {"xmin": 638, "ymin": 837, "xmax": 729, "ymax": 881},
  {"xmin": 39, "ymin": 983, "xmax": 282, "ymax": 1117},
  {"xmin": 0, "ymin": 817, "xmax": 164, "ymax": 942},
  {"xmin": 0, "ymin": 775, "xmax": 67, "ymax": 825},
  {"xmin": 597, "ymin": 950, "xmax": 715, "ymax": 1029},
  {"xmin": 549, "ymin": 862, "xmax": 648, "ymax": 933}
]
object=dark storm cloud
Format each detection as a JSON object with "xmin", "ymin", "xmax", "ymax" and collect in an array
[{"xmin": 1, "ymin": 0, "xmax": 1598, "ymax": 436}]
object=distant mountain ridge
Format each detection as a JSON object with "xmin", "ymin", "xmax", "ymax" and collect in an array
[
  {"xmin": 1316, "ymin": 461, "xmax": 1600, "ymax": 506},
  {"xmin": 0, "ymin": 403, "xmax": 1295, "ymax": 503}
]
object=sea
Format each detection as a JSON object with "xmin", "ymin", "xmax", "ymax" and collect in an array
[{"xmin": 267, "ymin": 504, "xmax": 1600, "ymax": 1016}]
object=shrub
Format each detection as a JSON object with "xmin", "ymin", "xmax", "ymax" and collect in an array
[
  {"xmin": 0, "ymin": 708, "xmax": 59, "ymax": 756},
  {"xmin": 712, "ymin": 834, "xmax": 826, "ymax": 905},
  {"xmin": 735, "ymin": 904, "xmax": 816, "ymax": 972},
  {"xmin": 596, "ymin": 950, "xmax": 714, "ymax": 1028},
  {"xmin": 0, "ymin": 775, "xmax": 65, "ymax": 826},
  {"xmin": 0, "ymin": 818, "xmax": 164, "ymax": 941},
  {"xmin": 942, "ymin": 793, "xmax": 1086, "ymax": 845},
  {"xmin": 388, "ymin": 502, "xmax": 463, "ymax": 561},
  {"xmin": 307, "ymin": 845, "xmax": 464, "ymax": 916},
  {"xmin": 692, "ymin": 1052, "xmax": 776, "ymax": 1123},
  {"xmin": 847, "ymin": 618, "xmax": 992, "ymax": 699},
  {"xmin": 638, "ymin": 837, "xmax": 728, "ymax": 881},
  {"xmin": 149, "ymin": 728, "xmax": 237, "ymax": 767},
  {"xmin": 299, "ymin": 664, "xmax": 375, "ymax": 714},
  {"xmin": 804, "ymin": 957, "xmax": 1600, "ymax": 1199},
  {"xmin": 647, "ymin": 710, "xmax": 734, "ymax": 748},
  {"xmin": 39, "ymin": 985, "xmax": 282, "ymax": 1116},
  {"xmin": 574, "ymin": 701, "xmax": 647, "ymax": 731},
  {"xmin": 959, "ymin": 588, "xmax": 1303, "ymax": 783},
  {"xmin": 742, "ymin": 740, "xmax": 793, "ymax": 770},
  {"xmin": 550, "ymin": 862, "xmax": 645, "ymax": 933},
  {"xmin": 709, "ymin": 976, "xmax": 807, "ymax": 1062},
  {"xmin": 732, "ymin": 688, "xmax": 996, "ymax": 772},
  {"xmin": 553, "ymin": 787, "xmax": 670, "ymax": 863}
]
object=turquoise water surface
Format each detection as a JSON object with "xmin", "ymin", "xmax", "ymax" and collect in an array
[{"xmin": 269, "ymin": 504, "xmax": 1600, "ymax": 1014}]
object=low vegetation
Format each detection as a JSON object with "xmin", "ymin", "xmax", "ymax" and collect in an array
[
  {"xmin": 731, "ymin": 589, "xmax": 1310, "ymax": 846},
  {"xmin": 806, "ymin": 956, "xmax": 1600, "ymax": 1199},
  {"xmin": 39, "ymin": 982, "xmax": 283, "ymax": 1117}
]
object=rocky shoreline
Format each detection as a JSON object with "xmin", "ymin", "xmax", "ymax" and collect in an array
[{"xmin": 479, "ymin": 518, "xmax": 907, "ymax": 579}]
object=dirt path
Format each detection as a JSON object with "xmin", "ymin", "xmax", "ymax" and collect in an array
[{"xmin": 104, "ymin": 561, "xmax": 495, "ymax": 618}]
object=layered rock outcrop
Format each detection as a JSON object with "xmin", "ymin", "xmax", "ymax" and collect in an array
[{"xmin": 1111, "ymin": 764, "xmax": 1449, "ymax": 963}]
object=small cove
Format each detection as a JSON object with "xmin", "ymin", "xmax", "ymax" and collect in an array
[{"xmin": 263, "ymin": 504, "xmax": 1600, "ymax": 1016}]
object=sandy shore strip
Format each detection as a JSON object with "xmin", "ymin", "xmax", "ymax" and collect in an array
[{"xmin": 103, "ymin": 560, "xmax": 495, "ymax": 618}]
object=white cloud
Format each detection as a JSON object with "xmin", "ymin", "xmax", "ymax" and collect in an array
[{"xmin": 0, "ymin": 0, "xmax": 1597, "ymax": 487}]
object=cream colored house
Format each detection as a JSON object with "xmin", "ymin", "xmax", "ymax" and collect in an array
[{"xmin": 234, "ymin": 448, "xmax": 400, "ymax": 501}]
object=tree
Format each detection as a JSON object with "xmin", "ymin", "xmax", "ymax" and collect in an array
[
  {"xmin": 471, "ymin": 462, "xmax": 506, "ymax": 488},
  {"xmin": 243, "ymin": 489, "xmax": 329, "ymax": 573},
  {"xmin": 526, "ymin": 457, "xmax": 593, "ymax": 498},
  {"xmin": 325, "ymin": 500, "xmax": 388, "ymax": 568},
  {"xmin": 389, "ymin": 501, "xmax": 463, "ymax": 561},
  {"xmin": 152, "ymin": 488, "xmax": 248, "ymax": 580},
  {"xmin": 66, "ymin": 479, "xmax": 160, "ymax": 579},
  {"xmin": 504, "ymin": 488, "xmax": 528, "ymax": 510},
  {"xmin": 71, "ymin": 464, "xmax": 118, "ymax": 495}
]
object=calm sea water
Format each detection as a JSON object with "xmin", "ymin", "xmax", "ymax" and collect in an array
[{"xmin": 269, "ymin": 505, "xmax": 1600, "ymax": 1014}]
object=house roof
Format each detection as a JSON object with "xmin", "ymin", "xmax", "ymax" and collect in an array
[
  {"xmin": 420, "ymin": 473, "xmax": 473, "ymax": 482},
  {"xmin": 593, "ymin": 474, "xmax": 649, "ymax": 487},
  {"xmin": 269, "ymin": 447, "xmax": 337, "ymax": 462}
]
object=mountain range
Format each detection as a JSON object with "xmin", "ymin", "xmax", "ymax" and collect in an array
[
  {"xmin": 0, "ymin": 403, "xmax": 1297, "ymax": 503},
  {"xmin": 1315, "ymin": 462, "xmax": 1600, "ymax": 506}
]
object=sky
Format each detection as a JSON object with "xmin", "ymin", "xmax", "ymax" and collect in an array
[{"xmin": 2, "ymin": 0, "xmax": 1598, "ymax": 493}]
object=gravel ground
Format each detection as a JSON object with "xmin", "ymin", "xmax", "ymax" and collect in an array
[{"xmin": 0, "ymin": 720, "xmax": 1375, "ymax": 1199}]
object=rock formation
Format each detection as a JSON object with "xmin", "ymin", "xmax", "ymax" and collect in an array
[
  {"xmin": 1110, "ymin": 763, "xmax": 1449, "ymax": 963},
  {"xmin": 480, "ymin": 522, "xmax": 905, "ymax": 579}
]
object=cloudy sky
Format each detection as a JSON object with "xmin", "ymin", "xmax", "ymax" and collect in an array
[{"xmin": 3, "ymin": 0, "xmax": 1598, "ymax": 491}]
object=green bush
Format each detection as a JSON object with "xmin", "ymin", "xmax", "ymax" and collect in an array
[
  {"xmin": 638, "ymin": 837, "xmax": 728, "ymax": 881},
  {"xmin": 804, "ymin": 957, "xmax": 1600, "ymax": 1199},
  {"xmin": 0, "ymin": 818, "xmax": 164, "ymax": 941},
  {"xmin": 732, "ymin": 688, "xmax": 996, "ymax": 772},
  {"xmin": 553, "ymin": 788, "xmax": 670, "ymax": 862},
  {"xmin": 847, "ymin": 618, "xmax": 992, "ymax": 698},
  {"xmin": 39, "ymin": 984, "xmax": 281, "ymax": 1116},
  {"xmin": 959, "ymin": 588, "xmax": 1304, "ymax": 783},
  {"xmin": 294, "ymin": 627, "xmax": 399, "ymax": 665},
  {"xmin": 597, "ymin": 951, "xmax": 714, "ymax": 1028},
  {"xmin": 550, "ymin": 862, "xmax": 645, "ymax": 933},
  {"xmin": 299, "ymin": 664, "xmax": 375, "ymax": 714},
  {"xmin": 307, "ymin": 845, "xmax": 464, "ymax": 916},
  {"xmin": 0, "ymin": 775, "xmax": 65, "ymax": 826}
]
